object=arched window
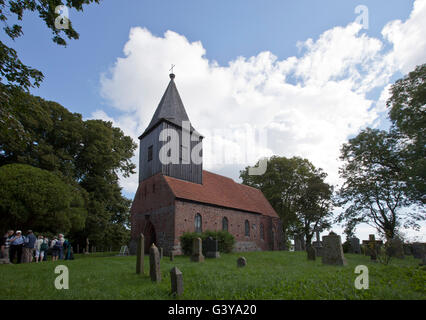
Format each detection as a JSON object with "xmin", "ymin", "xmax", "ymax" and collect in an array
[
  {"xmin": 195, "ymin": 213, "xmax": 202, "ymax": 233},
  {"xmin": 260, "ymin": 223, "xmax": 264, "ymax": 240},
  {"xmin": 245, "ymin": 220, "xmax": 250, "ymax": 237},
  {"xmin": 222, "ymin": 217, "xmax": 228, "ymax": 231}
]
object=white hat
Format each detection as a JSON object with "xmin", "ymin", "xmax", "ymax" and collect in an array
[{"xmin": 16, "ymin": 230, "xmax": 22, "ymax": 234}]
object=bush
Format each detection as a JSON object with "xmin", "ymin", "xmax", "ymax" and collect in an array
[{"xmin": 180, "ymin": 230, "xmax": 235, "ymax": 255}]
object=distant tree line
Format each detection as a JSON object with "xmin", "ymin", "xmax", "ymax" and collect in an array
[{"xmin": 241, "ymin": 64, "xmax": 425, "ymax": 244}]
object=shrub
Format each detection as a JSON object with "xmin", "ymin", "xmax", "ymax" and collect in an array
[{"xmin": 179, "ymin": 230, "xmax": 235, "ymax": 255}]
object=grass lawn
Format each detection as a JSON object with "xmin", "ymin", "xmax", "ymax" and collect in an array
[{"xmin": 1, "ymin": 251, "xmax": 425, "ymax": 300}]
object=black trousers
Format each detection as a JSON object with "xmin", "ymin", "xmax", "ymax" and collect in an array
[{"xmin": 9, "ymin": 244, "xmax": 23, "ymax": 263}]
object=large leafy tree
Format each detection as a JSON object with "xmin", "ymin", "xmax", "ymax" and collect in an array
[
  {"xmin": 338, "ymin": 128, "xmax": 424, "ymax": 240},
  {"xmin": 0, "ymin": 86, "xmax": 137, "ymax": 248},
  {"xmin": 0, "ymin": 163, "xmax": 87, "ymax": 233},
  {"xmin": 0, "ymin": 0, "xmax": 101, "ymax": 90},
  {"xmin": 387, "ymin": 63, "xmax": 425, "ymax": 204},
  {"xmin": 240, "ymin": 156, "xmax": 334, "ymax": 245}
]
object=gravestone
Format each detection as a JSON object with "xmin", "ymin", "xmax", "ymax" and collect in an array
[
  {"xmin": 349, "ymin": 237, "xmax": 361, "ymax": 254},
  {"xmin": 170, "ymin": 250, "xmax": 175, "ymax": 261},
  {"xmin": 136, "ymin": 233, "xmax": 145, "ymax": 274},
  {"xmin": 386, "ymin": 238, "xmax": 404, "ymax": 259},
  {"xmin": 307, "ymin": 245, "xmax": 316, "ymax": 261},
  {"xmin": 312, "ymin": 230, "xmax": 323, "ymax": 257},
  {"xmin": 294, "ymin": 236, "xmax": 303, "ymax": 251},
  {"xmin": 403, "ymin": 243, "xmax": 412, "ymax": 255},
  {"xmin": 322, "ymin": 232, "xmax": 347, "ymax": 266},
  {"xmin": 159, "ymin": 247, "xmax": 163, "ymax": 260},
  {"xmin": 170, "ymin": 267, "xmax": 183, "ymax": 296},
  {"xmin": 149, "ymin": 244, "xmax": 161, "ymax": 282},
  {"xmin": 204, "ymin": 237, "xmax": 220, "ymax": 258},
  {"xmin": 412, "ymin": 243, "xmax": 426, "ymax": 259},
  {"xmin": 237, "ymin": 257, "xmax": 247, "ymax": 267},
  {"xmin": 191, "ymin": 238, "xmax": 205, "ymax": 262}
]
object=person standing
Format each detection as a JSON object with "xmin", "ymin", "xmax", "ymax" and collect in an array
[
  {"xmin": 51, "ymin": 236, "xmax": 60, "ymax": 261},
  {"xmin": 58, "ymin": 234, "xmax": 65, "ymax": 260},
  {"xmin": 22, "ymin": 230, "xmax": 36, "ymax": 263},
  {"xmin": 35, "ymin": 235, "xmax": 44, "ymax": 263},
  {"xmin": 1, "ymin": 230, "xmax": 12, "ymax": 260},
  {"xmin": 9, "ymin": 231, "xmax": 24, "ymax": 263}
]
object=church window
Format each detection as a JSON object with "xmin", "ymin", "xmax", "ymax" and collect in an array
[
  {"xmin": 195, "ymin": 213, "xmax": 202, "ymax": 233},
  {"xmin": 148, "ymin": 145, "xmax": 153, "ymax": 161},
  {"xmin": 245, "ymin": 220, "xmax": 250, "ymax": 237},
  {"xmin": 222, "ymin": 217, "xmax": 228, "ymax": 231}
]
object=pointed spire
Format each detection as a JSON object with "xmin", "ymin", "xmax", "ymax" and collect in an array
[{"xmin": 140, "ymin": 73, "xmax": 200, "ymax": 139}]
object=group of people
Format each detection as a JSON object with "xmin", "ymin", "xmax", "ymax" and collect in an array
[{"xmin": 0, "ymin": 230, "xmax": 73, "ymax": 264}]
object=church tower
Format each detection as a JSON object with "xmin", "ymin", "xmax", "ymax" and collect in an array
[{"xmin": 138, "ymin": 73, "xmax": 203, "ymax": 184}]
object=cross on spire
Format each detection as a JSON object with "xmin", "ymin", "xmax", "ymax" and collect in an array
[{"xmin": 169, "ymin": 64, "xmax": 175, "ymax": 74}]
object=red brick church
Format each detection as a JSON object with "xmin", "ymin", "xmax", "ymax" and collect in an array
[{"xmin": 129, "ymin": 73, "xmax": 283, "ymax": 254}]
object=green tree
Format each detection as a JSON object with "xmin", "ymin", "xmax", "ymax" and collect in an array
[
  {"xmin": 0, "ymin": 0, "xmax": 101, "ymax": 90},
  {"xmin": 240, "ymin": 156, "xmax": 334, "ymax": 245},
  {"xmin": 338, "ymin": 128, "xmax": 424, "ymax": 240},
  {"xmin": 0, "ymin": 163, "xmax": 87, "ymax": 234},
  {"xmin": 0, "ymin": 87, "xmax": 137, "ymax": 248},
  {"xmin": 387, "ymin": 63, "xmax": 426, "ymax": 204}
]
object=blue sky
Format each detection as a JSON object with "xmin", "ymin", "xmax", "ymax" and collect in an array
[
  {"xmin": 4, "ymin": 0, "xmax": 413, "ymax": 118},
  {"xmin": 3, "ymin": 0, "xmax": 425, "ymax": 241}
]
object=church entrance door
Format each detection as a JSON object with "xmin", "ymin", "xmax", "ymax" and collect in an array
[{"xmin": 144, "ymin": 220, "xmax": 156, "ymax": 254}]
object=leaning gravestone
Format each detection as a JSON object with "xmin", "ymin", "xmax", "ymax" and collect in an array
[
  {"xmin": 322, "ymin": 232, "xmax": 347, "ymax": 266},
  {"xmin": 307, "ymin": 245, "xmax": 316, "ymax": 261},
  {"xmin": 170, "ymin": 267, "xmax": 183, "ymax": 296},
  {"xmin": 237, "ymin": 257, "xmax": 247, "ymax": 267},
  {"xmin": 149, "ymin": 244, "xmax": 161, "ymax": 282},
  {"xmin": 349, "ymin": 237, "xmax": 361, "ymax": 254},
  {"xmin": 205, "ymin": 237, "xmax": 220, "ymax": 258},
  {"xmin": 136, "ymin": 233, "xmax": 145, "ymax": 275},
  {"xmin": 191, "ymin": 238, "xmax": 205, "ymax": 262}
]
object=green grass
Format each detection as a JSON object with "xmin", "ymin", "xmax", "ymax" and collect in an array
[{"xmin": 1, "ymin": 251, "xmax": 425, "ymax": 300}]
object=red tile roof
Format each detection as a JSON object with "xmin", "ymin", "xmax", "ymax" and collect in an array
[{"xmin": 163, "ymin": 170, "xmax": 279, "ymax": 218}]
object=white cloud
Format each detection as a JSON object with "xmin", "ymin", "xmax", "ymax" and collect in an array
[
  {"xmin": 382, "ymin": 0, "xmax": 426, "ymax": 74},
  {"xmin": 94, "ymin": 1, "xmax": 426, "ymax": 240}
]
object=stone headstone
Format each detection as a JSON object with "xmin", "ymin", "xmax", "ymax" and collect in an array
[
  {"xmin": 294, "ymin": 236, "xmax": 303, "ymax": 251},
  {"xmin": 403, "ymin": 243, "xmax": 412, "ymax": 255},
  {"xmin": 136, "ymin": 233, "xmax": 145, "ymax": 275},
  {"xmin": 237, "ymin": 257, "xmax": 247, "ymax": 267},
  {"xmin": 386, "ymin": 238, "xmax": 404, "ymax": 259},
  {"xmin": 412, "ymin": 242, "xmax": 426, "ymax": 259},
  {"xmin": 170, "ymin": 267, "xmax": 183, "ymax": 296},
  {"xmin": 190, "ymin": 238, "xmax": 205, "ymax": 262},
  {"xmin": 204, "ymin": 237, "xmax": 220, "ymax": 258},
  {"xmin": 362, "ymin": 234, "xmax": 383, "ymax": 261},
  {"xmin": 349, "ymin": 237, "xmax": 361, "ymax": 254},
  {"xmin": 170, "ymin": 250, "xmax": 175, "ymax": 261},
  {"xmin": 322, "ymin": 232, "xmax": 347, "ymax": 266},
  {"xmin": 159, "ymin": 247, "xmax": 163, "ymax": 260},
  {"xmin": 307, "ymin": 245, "xmax": 316, "ymax": 261},
  {"xmin": 149, "ymin": 244, "xmax": 161, "ymax": 282}
]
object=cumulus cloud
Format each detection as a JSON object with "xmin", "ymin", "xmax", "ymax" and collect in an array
[{"xmin": 97, "ymin": 1, "xmax": 425, "ymax": 209}]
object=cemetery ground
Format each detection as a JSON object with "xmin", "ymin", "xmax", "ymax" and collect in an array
[{"xmin": 0, "ymin": 251, "xmax": 424, "ymax": 300}]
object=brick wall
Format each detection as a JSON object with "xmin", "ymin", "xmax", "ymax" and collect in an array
[{"xmin": 173, "ymin": 200, "xmax": 283, "ymax": 254}]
